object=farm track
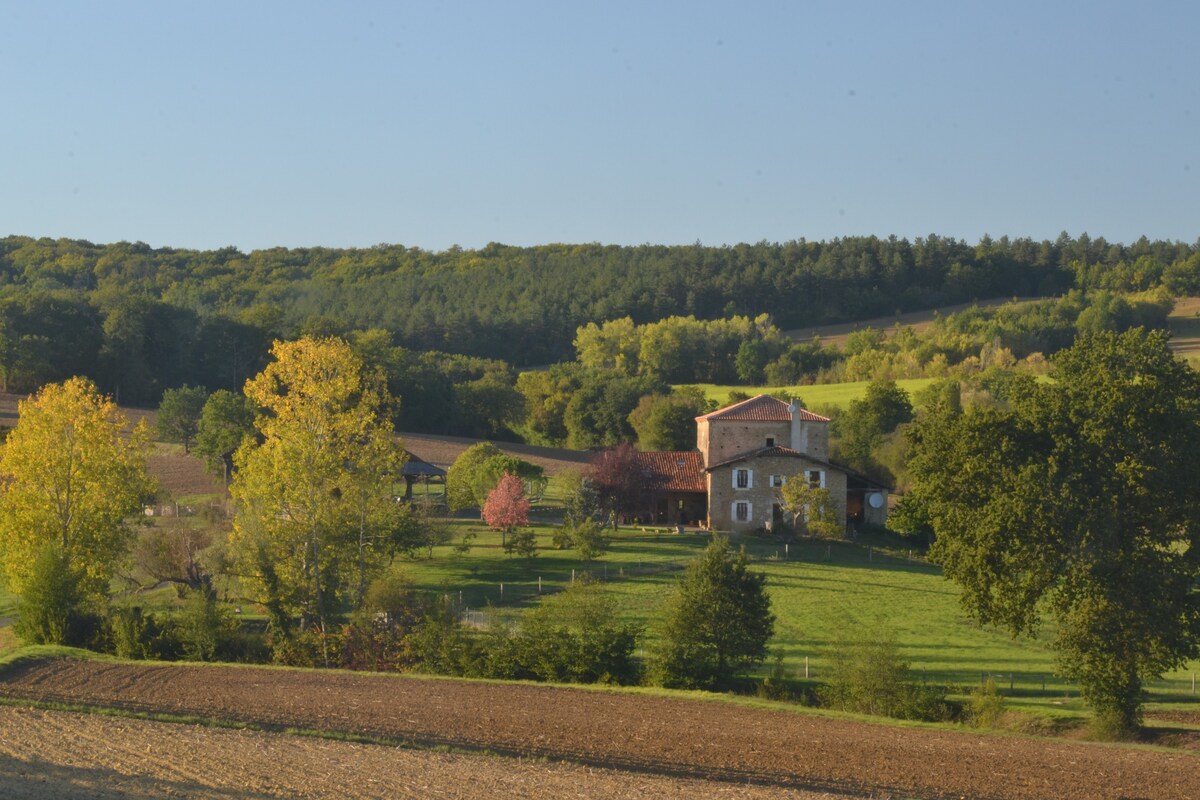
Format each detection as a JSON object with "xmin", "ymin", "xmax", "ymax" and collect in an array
[{"xmin": 2, "ymin": 659, "xmax": 1198, "ymax": 800}]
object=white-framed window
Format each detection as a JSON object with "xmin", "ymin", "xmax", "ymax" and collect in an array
[
  {"xmin": 769, "ymin": 474, "xmax": 785, "ymax": 488},
  {"xmin": 733, "ymin": 501, "xmax": 752, "ymax": 522},
  {"xmin": 806, "ymin": 469, "xmax": 826, "ymax": 489},
  {"xmin": 734, "ymin": 468, "xmax": 752, "ymax": 489}
]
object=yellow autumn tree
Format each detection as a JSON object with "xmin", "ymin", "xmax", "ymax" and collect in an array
[
  {"xmin": 229, "ymin": 338, "xmax": 409, "ymax": 642},
  {"xmin": 0, "ymin": 377, "xmax": 152, "ymax": 598}
]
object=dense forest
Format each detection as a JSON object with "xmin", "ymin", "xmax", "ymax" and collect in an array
[{"xmin": 0, "ymin": 233, "xmax": 1196, "ymax": 438}]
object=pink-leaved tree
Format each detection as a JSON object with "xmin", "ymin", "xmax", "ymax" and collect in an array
[{"xmin": 482, "ymin": 472, "xmax": 530, "ymax": 547}]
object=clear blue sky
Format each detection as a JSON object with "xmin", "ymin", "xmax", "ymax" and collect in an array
[{"xmin": 2, "ymin": 1, "xmax": 1197, "ymax": 252}]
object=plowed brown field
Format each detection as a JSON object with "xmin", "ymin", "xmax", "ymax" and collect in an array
[
  {"xmin": 2, "ymin": 659, "xmax": 1197, "ymax": 800},
  {"xmin": 0, "ymin": 705, "xmax": 842, "ymax": 800}
]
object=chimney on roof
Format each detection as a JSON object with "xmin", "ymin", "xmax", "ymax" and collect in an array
[{"xmin": 788, "ymin": 402, "xmax": 808, "ymax": 453}]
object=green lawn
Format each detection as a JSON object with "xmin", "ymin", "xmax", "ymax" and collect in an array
[
  {"xmin": 396, "ymin": 522, "xmax": 1200, "ymax": 716},
  {"xmin": 399, "ymin": 520, "xmax": 706, "ymax": 613},
  {"xmin": 684, "ymin": 378, "xmax": 940, "ymax": 412}
]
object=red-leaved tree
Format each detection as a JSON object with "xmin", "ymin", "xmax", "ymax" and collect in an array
[
  {"xmin": 482, "ymin": 472, "xmax": 530, "ymax": 546},
  {"xmin": 587, "ymin": 442, "xmax": 650, "ymax": 527}
]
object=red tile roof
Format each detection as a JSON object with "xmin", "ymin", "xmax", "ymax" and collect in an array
[
  {"xmin": 632, "ymin": 451, "xmax": 706, "ymax": 493},
  {"xmin": 696, "ymin": 394, "xmax": 829, "ymax": 423}
]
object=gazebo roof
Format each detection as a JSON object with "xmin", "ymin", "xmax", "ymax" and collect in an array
[{"xmin": 400, "ymin": 450, "xmax": 446, "ymax": 479}]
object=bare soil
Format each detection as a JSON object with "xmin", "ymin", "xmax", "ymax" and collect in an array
[
  {"xmin": 399, "ymin": 431, "xmax": 591, "ymax": 475},
  {"xmin": 0, "ymin": 393, "xmax": 223, "ymax": 500},
  {"xmin": 148, "ymin": 444, "xmax": 226, "ymax": 499},
  {"xmin": 0, "ymin": 705, "xmax": 842, "ymax": 800},
  {"xmin": 2, "ymin": 658, "xmax": 1196, "ymax": 800}
]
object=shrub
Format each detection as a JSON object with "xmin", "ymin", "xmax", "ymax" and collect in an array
[
  {"xmin": 968, "ymin": 677, "xmax": 1006, "ymax": 728},
  {"xmin": 821, "ymin": 622, "xmax": 956, "ymax": 722},
  {"xmin": 108, "ymin": 606, "xmax": 174, "ymax": 660},
  {"xmin": 551, "ymin": 526, "xmax": 574, "ymax": 550},
  {"xmin": 756, "ymin": 650, "xmax": 796, "ymax": 702},
  {"xmin": 482, "ymin": 578, "xmax": 641, "ymax": 685},
  {"xmin": 570, "ymin": 519, "xmax": 608, "ymax": 561},
  {"xmin": 340, "ymin": 573, "xmax": 428, "ymax": 671},
  {"xmin": 15, "ymin": 546, "xmax": 101, "ymax": 647},
  {"xmin": 408, "ymin": 601, "xmax": 484, "ymax": 676},
  {"xmin": 503, "ymin": 529, "xmax": 538, "ymax": 558},
  {"xmin": 174, "ymin": 589, "xmax": 240, "ymax": 662}
]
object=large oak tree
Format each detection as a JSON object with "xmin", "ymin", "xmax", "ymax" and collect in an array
[{"xmin": 906, "ymin": 329, "xmax": 1200, "ymax": 736}]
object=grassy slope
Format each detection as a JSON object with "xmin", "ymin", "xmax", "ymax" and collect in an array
[
  {"xmin": 686, "ymin": 377, "xmax": 939, "ymax": 411},
  {"xmin": 398, "ymin": 523, "xmax": 1199, "ymax": 715}
]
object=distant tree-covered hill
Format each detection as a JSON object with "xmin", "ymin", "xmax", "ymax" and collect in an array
[
  {"xmin": 0, "ymin": 233, "xmax": 1196, "ymax": 423},
  {"xmin": 4, "ymin": 233, "xmax": 1196, "ymax": 369}
]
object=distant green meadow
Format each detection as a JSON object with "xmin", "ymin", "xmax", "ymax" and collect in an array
[{"xmin": 683, "ymin": 378, "xmax": 940, "ymax": 412}]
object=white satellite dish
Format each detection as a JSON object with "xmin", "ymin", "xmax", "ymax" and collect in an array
[{"xmin": 867, "ymin": 492, "xmax": 884, "ymax": 509}]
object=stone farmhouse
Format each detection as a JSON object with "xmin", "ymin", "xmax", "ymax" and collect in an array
[{"xmin": 631, "ymin": 394, "xmax": 888, "ymax": 533}]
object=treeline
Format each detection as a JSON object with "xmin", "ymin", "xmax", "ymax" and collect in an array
[
  {"xmin": 4, "ymin": 233, "xmax": 1198, "ymax": 369},
  {"xmin": 2, "ymin": 234, "xmax": 1197, "ymax": 444}
]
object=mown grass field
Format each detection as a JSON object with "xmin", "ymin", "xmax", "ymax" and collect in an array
[
  {"xmin": 684, "ymin": 377, "xmax": 939, "ymax": 411},
  {"xmin": 396, "ymin": 521, "xmax": 1200, "ymax": 716}
]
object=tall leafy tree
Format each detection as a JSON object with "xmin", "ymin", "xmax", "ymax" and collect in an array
[
  {"xmin": 649, "ymin": 536, "xmax": 775, "ymax": 690},
  {"xmin": 834, "ymin": 379, "xmax": 914, "ymax": 472},
  {"xmin": 156, "ymin": 385, "xmax": 209, "ymax": 453},
  {"xmin": 906, "ymin": 329, "xmax": 1200, "ymax": 737},
  {"xmin": 628, "ymin": 388, "xmax": 711, "ymax": 452},
  {"xmin": 0, "ymin": 377, "xmax": 152, "ymax": 598},
  {"xmin": 587, "ymin": 443, "xmax": 650, "ymax": 525},
  {"xmin": 445, "ymin": 442, "xmax": 541, "ymax": 512},
  {"xmin": 229, "ymin": 338, "xmax": 406, "ymax": 647},
  {"xmin": 193, "ymin": 389, "xmax": 257, "ymax": 484}
]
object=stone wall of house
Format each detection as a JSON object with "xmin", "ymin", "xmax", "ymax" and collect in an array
[
  {"xmin": 707, "ymin": 456, "xmax": 848, "ymax": 533},
  {"xmin": 793, "ymin": 420, "xmax": 829, "ymax": 461},
  {"xmin": 698, "ymin": 419, "xmax": 791, "ymax": 467}
]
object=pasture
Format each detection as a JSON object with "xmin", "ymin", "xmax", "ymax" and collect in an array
[
  {"xmin": 396, "ymin": 522, "xmax": 1200, "ymax": 715},
  {"xmin": 685, "ymin": 378, "xmax": 939, "ymax": 411}
]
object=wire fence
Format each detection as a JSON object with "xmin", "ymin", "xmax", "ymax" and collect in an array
[
  {"xmin": 451, "ymin": 557, "xmax": 692, "ymax": 627},
  {"xmin": 971, "ymin": 670, "xmax": 1199, "ymax": 699}
]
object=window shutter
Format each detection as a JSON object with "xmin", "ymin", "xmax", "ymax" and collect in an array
[{"xmin": 819, "ymin": 470, "xmax": 826, "ymax": 488}]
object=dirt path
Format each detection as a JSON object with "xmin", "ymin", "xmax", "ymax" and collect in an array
[
  {"xmin": 1, "ymin": 659, "xmax": 1196, "ymax": 800},
  {"xmin": 0, "ymin": 705, "xmax": 848, "ymax": 800}
]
